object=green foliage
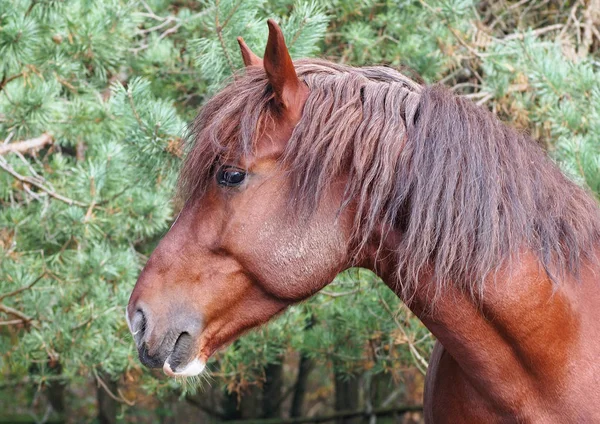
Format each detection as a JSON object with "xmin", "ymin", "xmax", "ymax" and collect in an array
[
  {"xmin": 0, "ymin": 0, "xmax": 184, "ymax": 402},
  {"xmin": 477, "ymin": 36, "xmax": 600, "ymax": 193},
  {"xmin": 323, "ymin": 0, "xmax": 476, "ymax": 81},
  {"xmin": 1, "ymin": 0, "xmax": 599, "ymax": 420},
  {"xmin": 189, "ymin": 0, "xmax": 329, "ymax": 91}
]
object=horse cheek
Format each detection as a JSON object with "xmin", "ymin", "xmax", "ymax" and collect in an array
[{"xmin": 245, "ymin": 215, "xmax": 348, "ymax": 300}]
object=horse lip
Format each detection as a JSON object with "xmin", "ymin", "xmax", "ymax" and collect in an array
[{"xmin": 163, "ymin": 357, "xmax": 205, "ymax": 377}]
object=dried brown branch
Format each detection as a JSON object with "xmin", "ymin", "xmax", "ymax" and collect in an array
[
  {"xmin": 94, "ymin": 370, "xmax": 135, "ymax": 406},
  {"xmin": 560, "ymin": 0, "xmax": 582, "ymax": 40},
  {"xmin": 376, "ymin": 291, "xmax": 429, "ymax": 374},
  {"xmin": 501, "ymin": 24, "xmax": 564, "ymax": 41},
  {"xmin": 320, "ymin": 288, "xmax": 362, "ymax": 297},
  {"xmin": 0, "ymin": 303, "xmax": 39, "ymax": 329},
  {"xmin": 157, "ymin": 22, "xmax": 182, "ymax": 41},
  {"xmin": 0, "ymin": 319, "xmax": 26, "ymax": 326},
  {"xmin": 139, "ymin": 0, "xmax": 166, "ymax": 20},
  {"xmin": 579, "ymin": 0, "xmax": 600, "ymax": 57},
  {"xmin": 0, "ymin": 155, "xmax": 88, "ymax": 207},
  {"xmin": 0, "ymin": 273, "xmax": 45, "ymax": 301},
  {"xmin": 461, "ymin": 83, "xmax": 529, "ymax": 106},
  {"xmin": 138, "ymin": 16, "xmax": 177, "ymax": 34},
  {"xmin": 0, "ymin": 133, "xmax": 53, "ymax": 155},
  {"xmin": 447, "ymin": 27, "xmax": 486, "ymax": 59},
  {"xmin": 132, "ymin": 3, "xmax": 212, "ymax": 53}
]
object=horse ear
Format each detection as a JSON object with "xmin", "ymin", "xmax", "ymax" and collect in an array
[
  {"xmin": 237, "ymin": 37, "xmax": 262, "ymax": 67},
  {"xmin": 263, "ymin": 19, "xmax": 307, "ymax": 117}
]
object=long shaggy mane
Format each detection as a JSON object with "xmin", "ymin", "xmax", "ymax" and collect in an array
[{"xmin": 179, "ymin": 58, "xmax": 600, "ymax": 299}]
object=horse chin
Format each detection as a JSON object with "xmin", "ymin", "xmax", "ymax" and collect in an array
[{"xmin": 162, "ymin": 357, "xmax": 205, "ymax": 378}]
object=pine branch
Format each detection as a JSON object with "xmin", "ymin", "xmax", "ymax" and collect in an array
[
  {"xmin": 126, "ymin": 91, "xmax": 146, "ymax": 129},
  {"xmin": 96, "ymin": 184, "xmax": 134, "ymax": 206},
  {"xmin": 133, "ymin": 3, "xmax": 213, "ymax": 53},
  {"xmin": 0, "ymin": 155, "xmax": 88, "ymax": 207},
  {"xmin": 0, "ymin": 72, "xmax": 24, "ymax": 93},
  {"xmin": 220, "ymin": 0, "xmax": 243, "ymax": 30},
  {"xmin": 215, "ymin": 0, "xmax": 236, "ymax": 75},
  {"xmin": 0, "ymin": 273, "xmax": 45, "ymax": 301},
  {"xmin": 0, "ymin": 133, "xmax": 53, "ymax": 155},
  {"xmin": 289, "ymin": 18, "xmax": 309, "ymax": 49}
]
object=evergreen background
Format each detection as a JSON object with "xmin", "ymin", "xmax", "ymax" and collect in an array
[{"xmin": 0, "ymin": 0, "xmax": 598, "ymax": 422}]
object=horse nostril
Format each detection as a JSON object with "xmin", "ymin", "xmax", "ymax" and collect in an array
[
  {"xmin": 168, "ymin": 332, "xmax": 193, "ymax": 371},
  {"xmin": 131, "ymin": 309, "xmax": 146, "ymax": 346}
]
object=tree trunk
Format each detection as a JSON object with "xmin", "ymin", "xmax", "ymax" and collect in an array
[
  {"xmin": 334, "ymin": 369, "xmax": 360, "ymax": 424},
  {"xmin": 221, "ymin": 388, "xmax": 242, "ymax": 420},
  {"xmin": 239, "ymin": 384, "xmax": 262, "ymax": 418},
  {"xmin": 290, "ymin": 353, "xmax": 313, "ymax": 417},
  {"xmin": 46, "ymin": 361, "xmax": 66, "ymax": 418},
  {"xmin": 262, "ymin": 360, "xmax": 284, "ymax": 418},
  {"xmin": 96, "ymin": 372, "xmax": 118, "ymax": 424}
]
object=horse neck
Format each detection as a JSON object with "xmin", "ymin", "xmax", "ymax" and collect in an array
[{"xmin": 365, "ymin": 237, "xmax": 600, "ymax": 408}]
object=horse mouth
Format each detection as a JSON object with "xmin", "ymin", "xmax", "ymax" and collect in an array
[
  {"xmin": 162, "ymin": 332, "xmax": 205, "ymax": 377},
  {"xmin": 126, "ymin": 306, "xmax": 207, "ymax": 377}
]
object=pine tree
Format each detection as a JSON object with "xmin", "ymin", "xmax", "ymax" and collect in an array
[{"xmin": 1, "ymin": 0, "xmax": 599, "ymax": 421}]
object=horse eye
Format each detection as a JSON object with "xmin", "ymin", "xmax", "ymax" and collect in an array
[{"xmin": 216, "ymin": 166, "xmax": 246, "ymax": 187}]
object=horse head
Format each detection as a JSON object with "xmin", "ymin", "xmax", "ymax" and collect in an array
[{"xmin": 126, "ymin": 20, "xmax": 354, "ymax": 377}]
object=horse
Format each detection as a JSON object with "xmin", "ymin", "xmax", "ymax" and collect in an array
[{"xmin": 127, "ymin": 20, "xmax": 600, "ymax": 422}]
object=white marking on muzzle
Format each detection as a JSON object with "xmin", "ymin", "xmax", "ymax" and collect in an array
[{"xmin": 163, "ymin": 357, "xmax": 205, "ymax": 378}]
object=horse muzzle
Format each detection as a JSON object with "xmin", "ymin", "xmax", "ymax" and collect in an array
[{"xmin": 125, "ymin": 303, "xmax": 205, "ymax": 377}]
